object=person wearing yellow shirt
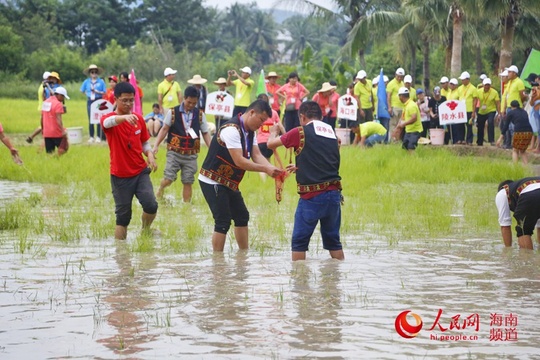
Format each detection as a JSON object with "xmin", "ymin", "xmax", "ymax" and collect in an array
[
  {"xmin": 500, "ymin": 65, "xmax": 527, "ymax": 116},
  {"xmin": 227, "ymin": 66, "xmax": 255, "ymax": 118},
  {"xmin": 447, "ymin": 78, "xmax": 461, "ymax": 144},
  {"xmin": 387, "ymin": 67, "xmax": 405, "ymax": 133},
  {"xmin": 158, "ymin": 67, "xmax": 183, "ymax": 114},
  {"xmin": 439, "ymin": 76, "xmax": 450, "ymax": 99},
  {"xmin": 404, "ymin": 75, "xmax": 417, "ymax": 102},
  {"xmin": 397, "ymin": 87, "xmax": 423, "ymax": 151},
  {"xmin": 353, "ymin": 70, "xmax": 374, "ymax": 122},
  {"xmin": 458, "ymin": 71, "xmax": 479, "ymax": 145},
  {"xmin": 476, "ymin": 78, "xmax": 500, "ymax": 146},
  {"xmin": 353, "ymin": 120, "xmax": 387, "ymax": 147}
]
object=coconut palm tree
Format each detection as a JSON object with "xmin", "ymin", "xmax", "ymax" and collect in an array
[
  {"xmin": 480, "ymin": 0, "xmax": 540, "ymax": 69},
  {"xmin": 245, "ymin": 11, "xmax": 278, "ymax": 65}
]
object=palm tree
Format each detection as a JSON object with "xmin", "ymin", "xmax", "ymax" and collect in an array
[
  {"xmin": 276, "ymin": 0, "xmax": 401, "ymax": 67},
  {"xmin": 245, "ymin": 11, "xmax": 278, "ymax": 65},
  {"xmin": 481, "ymin": 0, "xmax": 540, "ymax": 69},
  {"xmin": 281, "ymin": 16, "xmax": 323, "ymax": 63}
]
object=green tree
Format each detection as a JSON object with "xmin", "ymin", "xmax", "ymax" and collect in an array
[
  {"xmin": 245, "ymin": 11, "xmax": 278, "ymax": 65},
  {"xmin": 0, "ymin": 25, "xmax": 24, "ymax": 73},
  {"xmin": 90, "ymin": 40, "xmax": 130, "ymax": 78}
]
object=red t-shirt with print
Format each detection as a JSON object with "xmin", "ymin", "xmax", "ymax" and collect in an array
[{"xmin": 101, "ymin": 112, "xmax": 150, "ymax": 178}]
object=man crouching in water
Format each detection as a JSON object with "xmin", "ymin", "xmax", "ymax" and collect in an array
[{"xmin": 267, "ymin": 100, "xmax": 344, "ymax": 261}]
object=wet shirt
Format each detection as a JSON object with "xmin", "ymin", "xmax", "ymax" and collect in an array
[
  {"xmin": 101, "ymin": 112, "xmax": 150, "ymax": 178},
  {"xmin": 41, "ymin": 96, "xmax": 65, "ymax": 138}
]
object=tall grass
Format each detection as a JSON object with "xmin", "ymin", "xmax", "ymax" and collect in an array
[{"xmin": 0, "ymin": 98, "xmax": 534, "ymax": 253}]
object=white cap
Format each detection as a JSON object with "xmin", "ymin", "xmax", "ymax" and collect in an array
[
  {"xmin": 449, "ymin": 78, "xmax": 458, "ymax": 85},
  {"xmin": 383, "ymin": 75, "xmax": 389, "ymax": 82},
  {"xmin": 54, "ymin": 86, "xmax": 70, "ymax": 99},
  {"xmin": 440, "ymin": 76, "xmax": 449, "ymax": 83},
  {"xmin": 356, "ymin": 70, "xmax": 367, "ymax": 79},
  {"xmin": 372, "ymin": 76, "xmax": 380, "ymax": 85},
  {"xmin": 398, "ymin": 87, "xmax": 409, "ymax": 95},
  {"xmin": 240, "ymin": 66, "xmax": 252, "ymax": 75},
  {"xmin": 499, "ymin": 69, "xmax": 509, "ymax": 77},
  {"xmin": 404, "ymin": 75, "xmax": 412, "ymax": 83},
  {"xmin": 479, "ymin": 74, "xmax": 487, "ymax": 80},
  {"xmin": 396, "ymin": 68, "xmax": 405, "ymax": 76},
  {"xmin": 164, "ymin": 67, "xmax": 177, "ymax": 76},
  {"xmin": 459, "ymin": 71, "xmax": 470, "ymax": 80},
  {"xmin": 43, "ymin": 71, "xmax": 51, "ymax": 80},
  {"xmin": 482, "ymin": 78, "xmax": 492, "ymax": 85},
  {"xmin": 507, "ymin": 65, "xmax": 519, "ymax": 73}
]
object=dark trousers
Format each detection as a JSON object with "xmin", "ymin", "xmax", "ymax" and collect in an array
[
  {"xmin": 476, "ymin": 111, "xmax": 496, "ymax": 145},
  {"xmin": 284, "ymin": 110, "xmax": 300, "ymax": 132},
  {"xmin": 465, "ymin": 112, "xmax": 474, "ymax": 144}
]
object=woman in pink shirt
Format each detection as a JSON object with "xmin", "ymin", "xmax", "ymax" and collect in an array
[
  {"xmin": 265, "ymin": 71, "xmax": 282, "ymax": 116},
  {"xmin": 276, "ymin": 72, "xmax": 309, "ymax": 131},
  {"xmin": 312, "ymin": 81, "xmax": 340, "ymax": 130}
]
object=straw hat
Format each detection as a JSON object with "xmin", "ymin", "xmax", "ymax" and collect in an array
[
  {"xmin": 48, "ymin": 71, "xmax": 62, "ymax": 84},
  {"xmin": 213, "ymin": 77, "xmax": 227, "ymax": 85},
  {"xmin": 83, "ymin": 64, "xmax": 104, "ymax": 76},
  {"xmin": 187, "ymin": 74, "xmax": 207, "ymax": 85},
  {"xmin": 418, "ymin": 137, "xmax": 431, "ymax": 145},
  {"xmin": 265, "ymin": 71, "xmax": 281, "ymax": 79},
  {"xmin": 318, "ymin": 82, "xmax": 337, "ymax": 93}
]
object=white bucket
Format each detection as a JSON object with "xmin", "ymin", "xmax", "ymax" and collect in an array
[
  {"xmin": 67, "ymin": 127, "xmax": 83, "ymax": 144},
  {"xmin": 335, "ymin": 128, "xmax": 351, "ymax": 146},
  {"xmin": 430, "ymin": 128, "xmax": 445, "ymax": 146}
]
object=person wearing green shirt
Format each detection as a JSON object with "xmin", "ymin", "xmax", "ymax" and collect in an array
[
  {"xmin": 447, "ymin": 78, "xmax": 462, "ymax": 144},
  {"xmin": 387, "ymin": 67, "xmax": 405, "ymax": 134},
  {"xmin": 353, "ymin": 70, "xmax": 374, "ymax": 122},
  {"xmin": 353, "ymin": 120, "xmax": 387, "ymax": 147},
  {"xmin": 404, "ymin": 75, "xmax": 417, "ymax": 102},
  {"xmin": 158, "ymin": 67, "xmax": 183, "ymax": 114},
  {"xmin": 458, "ymin": 71, "xmax": 479, "ymax": 145},
  {"xmin": 397, "ymin": 87, "xmax": 422, "ymax": 151},
  {"xmin": 476, "ymin": 78, "xmax": 500, "ymax": 146},
  {"xmin": 501, "ymin": 65, "xmax": 527, "ymax": 116},
  {"xmin": 226, "ymin": 66, "xmax": 255, "ymax": 117},
  {"xmin": 440, "ymin": 76, "xmax": 450, "ymax": 99}
]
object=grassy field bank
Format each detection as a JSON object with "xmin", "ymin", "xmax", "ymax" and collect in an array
[{"xmin": 0, "ymin": 99, "xmax": 532, "ymax": 256}]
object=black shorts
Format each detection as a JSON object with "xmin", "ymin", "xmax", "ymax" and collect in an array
[
  {"xmin": 44, "ymin": 137, "xmax": 63, "ymax": 153},
  {"xmin": 199, "ymin": 181, "xmax": 249, "ymax": 234},
  {"xmin": 111, "ymin": 167, "xmax": 158, "ymax": 227},
  {"xmin": 514, "ymin": 189, "xmax": 540, "ymax": 237},
  {"xmin": 258, "ymin": 143, "xmax": 273, "ymax": 159}
]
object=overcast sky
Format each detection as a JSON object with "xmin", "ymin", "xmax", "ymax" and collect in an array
[{"xmin": 203, "ymin": 0, "xmax": 334, "ymax": 11}]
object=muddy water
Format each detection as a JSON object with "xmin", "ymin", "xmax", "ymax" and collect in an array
[{"xmin": 1, "ymin": 182, "xmax": 540, "ymax": 359}]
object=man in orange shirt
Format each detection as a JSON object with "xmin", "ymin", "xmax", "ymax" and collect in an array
[{"xmin": 42, "ymin": 87, "xmax": 69, "ymax": 155}]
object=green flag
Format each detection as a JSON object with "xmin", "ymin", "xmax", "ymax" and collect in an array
[
  {"xmin": 256, "ymin": 69, "xmax": 267, "ymax": 97},
  {"xmin": 521, "ymin": 48, "xmax": 540, "ymax": 89}
]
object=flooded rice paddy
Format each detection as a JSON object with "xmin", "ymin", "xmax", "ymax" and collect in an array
[{"xmin": 1, "ymin": 180, "xmax": 539, "ymax": 359}]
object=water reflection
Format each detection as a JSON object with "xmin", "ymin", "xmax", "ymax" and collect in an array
[
  {"xmin": 288, "ymin": 261, "xmax": 344, "ymax": 358},
  {"xmin": 97, "ymin": 240, "xmax": 158, "ymax": 355}
]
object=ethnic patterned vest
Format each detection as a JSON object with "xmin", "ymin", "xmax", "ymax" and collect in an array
[
  {"xmin": 295, "ymin": 120, "xmax": 341, "ymax": 194},
  {"xmin": 505, "ymin": 177, "xmax": 540, "ymax": 211},
  {"xmin": 199, "ymin": 116, "xmax": 253, "ymax": 191},
  {"xmin": 166, "ymin": 106, "xmax": 201, "ymax": 155}
]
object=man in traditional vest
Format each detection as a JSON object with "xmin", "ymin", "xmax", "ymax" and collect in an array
[
  {"xmin": 496, "ymin": 177, "xmax": 540, "ymax": 249},
  {"xmin": 267, "ymin": 101, "xmax": 344, "ymax": 261},
  {"xmin": 153, "ymin": 86, "xmax": 212, "ymax": 202},
  {"xmin": 198, "ymin": 100, "xmax": 282, "ymax": 252}
]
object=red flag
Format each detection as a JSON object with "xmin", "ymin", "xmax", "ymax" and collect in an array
[{"xmin": 129, "ymin": 69, "xmax": 142, "ymax": 115}]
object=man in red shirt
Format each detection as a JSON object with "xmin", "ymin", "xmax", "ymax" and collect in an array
[
  {"xmin": 101, "ymin": 82, "xmax": 158, "ymax": 240},
  {"xmin": 41, "ymin": 86, "xmax": 69, "ymax": 155}
]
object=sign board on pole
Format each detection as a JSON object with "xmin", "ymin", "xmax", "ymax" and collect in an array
[
  {"xmin": 337, "ymin": 94, "xmax": 358, "ymax": 121},
  {"xmin": 205, "ymin": 91, "xmax": 234, "ymax": 118},
  {"xmin": 439, "ymin": 100, "xmax": 467, "ymax": 126},
  {"xmin": 90, "ymin": 100, "xmax": 114, "ymax": 125}
]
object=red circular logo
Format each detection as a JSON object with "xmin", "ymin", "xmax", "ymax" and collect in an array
[{"xmin": 395, "ymin": 310, "xmax": 423, "ymax": 338}]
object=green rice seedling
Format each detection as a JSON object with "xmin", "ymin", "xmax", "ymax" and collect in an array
[
  {"xmin": 132, "ymin": 229, "xmax": 155, "ymax": 253},
  {"xmin": 15, "ymin": 229, "xmax": 33, "ymax": 254}
]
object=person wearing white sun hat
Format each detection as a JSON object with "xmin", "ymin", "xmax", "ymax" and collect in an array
[
  {"xmin": 439, "ymin": 76, "xmax": 450, "ymax": 98},
  {"xmin": 158, "ymin": 67, "xmax": 182, "ymax": 115},
  {"xmin": 396, "ymin": 87, "xmax": 422, "ymax": 151},
  {"xmin": 42, "ymin": 86, "xmax": 70, "ymax": 156},
  {"xmin": 387, "ymin": 68, "xmax": 406, "ymax": 136},
  {"xmin": 353, "ymin": 70, "xmax": 374, "ymax": 123},
  {"xmin": 403, "ymin": 75, "xmax": 417, "ymax": 101},
  {"xmin": 476, "ymin": 77, "xmax": 500, "ymax": 146},
  {"xmin": 227, "ymin": 66, "xmax": 255, "ymax": 117},
  {"xmin": 458, "ymin": 71, "xmax": 479, "ymax": 144}
]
